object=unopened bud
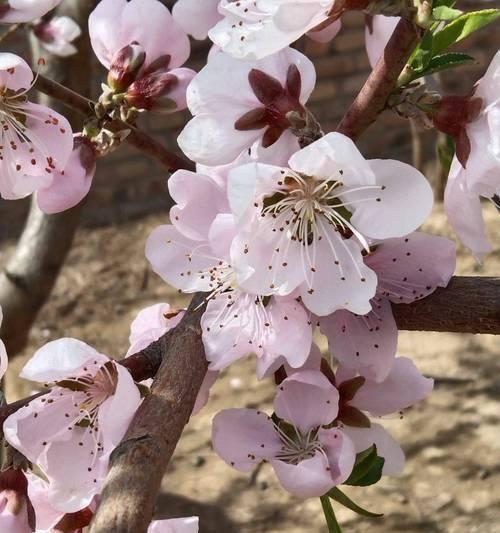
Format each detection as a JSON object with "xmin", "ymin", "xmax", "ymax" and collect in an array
[
  {"xmin": 107, "ymin": 42, "xmax": 146, "ymax": 91},
  {"xmin": 126, "ymin": 70, "xmax": 178, "ymax": 112}
]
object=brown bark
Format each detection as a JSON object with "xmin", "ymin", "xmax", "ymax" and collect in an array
[
  {"xmin": 337, "ymin": 18, "xmax": 422, "ymax": 139},
  {"xmin": 88, "ymin": 294, "xmax": 207, "ymax": 533}
]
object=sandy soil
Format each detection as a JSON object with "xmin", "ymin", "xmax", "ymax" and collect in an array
[{"xmin": 2, "ymin": 203, "xmax": 499, "ymax": 533}]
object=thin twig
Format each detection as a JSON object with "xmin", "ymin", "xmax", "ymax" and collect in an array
[{"xmin": 34, "ymin": 74, "xmax": 194, "ymax": 173}]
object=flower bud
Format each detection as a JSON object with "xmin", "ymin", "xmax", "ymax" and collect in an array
[
  {"xmin": 126, "ymin": 70, "xmax": 179, "ymax": 112},
  {"xmin": 107, "ymin": 42, "xmax": 146, "ymax": 91},
  {"xmin": 0, "ymin": 469, "xmax": 35, "ymax": 533}
]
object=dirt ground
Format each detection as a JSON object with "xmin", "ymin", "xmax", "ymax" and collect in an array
[{"xmin": 2, "ymin": 203, "xmax": 499, "ymax": 533}]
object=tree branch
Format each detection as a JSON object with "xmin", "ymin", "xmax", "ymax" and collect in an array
[
  {"xmin": 34, "ymin": 74, "xmax": 195, "ymax": 173},
  {"xmin": 337, "ymin": 18, "xmax": 422, "ymax": 139},
  {"xmin": 89, "ymin": 294, "xmax": 207, "ymax": 533}
]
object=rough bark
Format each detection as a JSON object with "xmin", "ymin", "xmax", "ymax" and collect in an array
[
  {"xmin": 88, "ymin": 294, "xmax": 207, "ymax": 533},
  {"xmin": 337, "ymin": 18, "xmax": 422, "ymax": 139}
]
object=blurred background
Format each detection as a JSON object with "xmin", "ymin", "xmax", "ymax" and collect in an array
[{"xmin": 0, "ymin": 1, "xmax": 499, "ymax": 531}]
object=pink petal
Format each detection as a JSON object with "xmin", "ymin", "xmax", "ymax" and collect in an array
[
  {"xmin": 26, "ymin": 473, "xmax": 62, "ymax": 530},
  {"xmin": 0, "ymin": 53, "xmax": 33, "ymax": 91},
  {"xmin": 37, "ymin": 136, "xmax": 96, "ymax": 214},
  {"xmin": 288, "ymin": 133, "xmax": 375, "ymax": 188},
  {"xmin": 0, "ymin": 0, "xmax": 60, "ymax": 23},
  {"xmin": 274, "ymin": 370, "xmax": 339, "ymax": 433},
  {"xmin": 89, "ymin": 0, "xmax": 190, "ymax": 70},
  {"xmin": 365, "ymin": 231, "xmax": 456, "ymax": 303},
  {"xmin": 319, "ymin": 427, "xmax": 356, "ymax": 485},
  {"xmin": 365, "ymin": 15, "xmax": 400, "ymax": 68},
  {"xmin": 349, "ymin": 159, "xmax": 433, "ymax": 240},
  {"xmin": 98, "ymin": 365, "xmax": 141, "ymax": 449},
  {"xmin": 20, "ymin": 338, "xmax": 107, "ymax": 383},
  {"xmin": 351, "ymin": 357, "xmax": 434, "ymax": 417},
  {"xmin": 270, "ymin": 452, "xmax": 336, "ymax": 498},
  {"xmin": 212, "ymin": 409, "xmax": 282, "ymax": 472},
  {"xmin": 172, "ymin": 0, "xmax": 221, "ymax": 39},
  {"xmin": 0, "ymin": 496, "xmax": 31, "ymax": 533},
  {"xmin": 307, "ymin": 19, "xmax": 342, "ymax": 43},
  {"xmin": 320, "ymin": 297, "xmax": 398, "ymax": 383},
  {"xmin": 169, "ymin": 170, "xmax": 229, "ymax": 242},
  {"xmin": 148, "ymin": 517, "xmax": 199, "ymax": 533},
  {"xmin": 444, "ymin": 159, "xmax": 492, "ymax": 261},
  {"xmin": 145, "ymin": 225, "xmax": 224, "ymax": 293},
  {"xmin": 192, "ymin": 370, "xmax": 218, "ymax": 416},
  {"xmin": 159, "ymin": 67, "xmax": 196, "ymax": 113},
  {"xmin": 341, "ymin": 423, "xmax": 405, "ymax": 476}
]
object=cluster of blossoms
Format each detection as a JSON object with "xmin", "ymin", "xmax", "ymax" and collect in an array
[{"xmin": 0, "ymin": 0, "xmax": 498, "ymax": 531}]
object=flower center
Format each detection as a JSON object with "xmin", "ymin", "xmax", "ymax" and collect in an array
[{"xmin": 274, "ymin": 421, "xmax": 323, "ymax": 465}]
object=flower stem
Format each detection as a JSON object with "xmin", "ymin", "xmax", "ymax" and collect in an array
[{"xmin": 320, "ymin": 495, "xmax": 343, "ymax": 533}]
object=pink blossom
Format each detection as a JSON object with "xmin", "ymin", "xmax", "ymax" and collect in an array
[
  {"xmin": 0, "ymin": 0, "xmax": 61, "ymax": 23},
  {"xmin": 89, "ymin": 0, "xmax": 195, "ymax": 112},
  {"xmin": 0, "ymin": 305, "xmax": 8, "ymax": 380},
  {"xmin": 178, "ymin": 47, "xmax": 316, "ymax": 166},
  {"xmin": 335, "ymin": 357, "xmax": 434, "ymax": 474},
  {"xmin": 444, "ymin": 50, "xmax": 500, "ymax": 260},
  {"xmin": 213, "ymin": 370, "xmax": 356, "ymax": 498},
  {"xmin": 145, "ymin": 170, "xmax": 313, "ymax": 376},
  {"xmin": 320, "ymin": 232, "xmax": 456, "ymax": 382},
  {"xmin": 172, "ymin": 0, "xmax": 221, "ymax": 40},
  {"xmin": 127, "ymin": 303, "xmax": 218, "ymax": 414},
  {"xmin": 364, "ymin": 15, "xmax": 399, "ymax": 68},
  {"xmin": 32, "ymin": 15, "xmax": 82, "ymax": 58},
  {"xmin": 228, "ymin": 133, "xmax": 434, "ymax": 316},
  {"xmin": 37, "ymin": 135, "xmax": 96, "ymax": 214},
  {"xmin": 0, "ymin": 53, "xmax": 73, "ymax": 201},
  {"xmin": 0, "ymin": 469, "xmax": 33, "ymax": 533},
  {"xmin": 4, "ymin": 338, "xmax": 142, "ymax": 513},
  {"xmin": 148, "ymin": 517, "xmax": 199, "ymax": 533},
  {"xmin": 209, "ymin": 0, "xmax": 335, "ymax": 60}
]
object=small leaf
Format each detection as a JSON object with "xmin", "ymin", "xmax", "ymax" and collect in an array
[
  {"xmin": 409, "ymin": 31, "xmax": 434, "ymax": 71},
  {"xmin": 432, "ymin": 10, "xmax": 500, "ymax": 55},
  {"xmin": 328, "ymin": 487, "xmax": 384, "ymax": 518},
  {"xmin": 433, "ymin": 6, "xmax": 463, "ymax": 21},
  {"xmin": 320, "ymin": 495, "xmax": 342, "ymax": 533},
  {"xmin": 345, "ymin": 445, "xmax": 385, "ymax": 487},
  {"xmin": 405, "ymin": 52, "xmax": 476, "ymax": 83}
]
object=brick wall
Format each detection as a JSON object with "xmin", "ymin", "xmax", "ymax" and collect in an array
[{"xmin": 1, "ymin": 0, "xmax": 499, "ymax": 239}]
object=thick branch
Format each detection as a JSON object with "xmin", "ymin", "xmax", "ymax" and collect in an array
[
  {"xmin": 392, "ymin": 276, "xmax": 500, "ymax": 334},
  {"xmin": 337, "ymin": 18, "xmax": 421, "ymax": 139},
  {"xmin": 34, "ymin": 74, "xmax": 194, "ymax": 173},
  {"xmin": 89, "ymin": 294, "xmax": 207, "ymax": 533}
]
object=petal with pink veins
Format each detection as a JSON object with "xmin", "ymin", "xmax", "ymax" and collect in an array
[
  {"xmin": 341, "ymin": 423, "xmax": 405, "ymax": 476},
  {"xmin": 350, "ymin": 357, "xmax": 434, "ymax": 417},
  {"xmin": 20, "ymin": 338, "xmax": 107, "ymax": 383},
  {"xmin": 320, "ymin": 296, "xmax": 398, "ymax": 383},
  {"xmin": 347, "ymin": 159, "xmax": 433, "ymax": 240},
  {"xmin": 274, "ymin": 370, "xmax": 339, "ymax": 433},
  {"xmin": 212, "ymin": 409, "xmax": 282, "ymax": 472},
  {"xmin": 365, "ymin": 232, "xmax": 456, "ymax": 304}
]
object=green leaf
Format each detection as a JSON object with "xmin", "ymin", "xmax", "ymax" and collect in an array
[
  {"xmin": 404, "ymin": 52, "xmax": 476, "ymax": 83},
  {"xmin": 409, "ymin": 30, "xmax": 434, "ymax": 71},
  {"xmin": 328, "ymin": 487, "xmax": 384, "ymax": 518},
  {"xmin": 320, "ymin": 495, "xmax": 342, "ymax": 533},
  {"xmin": 433, "ymin": 6, "xmax": 463, "ymax": 21},
  {"xmin": 432, "ymin": 10, "xmax": 500, "ymax": 55},
  {"xmin": 344, "ymin": 445, "xmax": 385, "ymax": 487}
]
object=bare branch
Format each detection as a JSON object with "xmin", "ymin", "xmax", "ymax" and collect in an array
[
  {"xmin": 33, "ymin": 74, "xmax": 195, "ymax": 173},
  {"xmin": 337, "ymin": 18, "xmax": 422, "ymax": 139}
]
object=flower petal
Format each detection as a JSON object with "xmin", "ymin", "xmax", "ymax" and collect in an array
[
  {"xmin": 320, "ymin": 297, "xmax": 398, "ymax": 383},
  {"xmin": 351, "ymin": 357, "xmax": 434, "ymax": 417},
  {"xmin": 212, "ymin": 409, "xmax": 282, "ymax": 471},
  {"xmin": 274, "ymin": 370, "xmax": 338, "ymax": 433}
]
